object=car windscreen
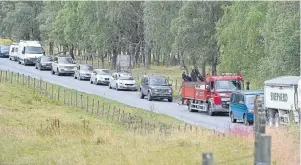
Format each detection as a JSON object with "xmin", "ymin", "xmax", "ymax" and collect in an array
[
  {"xmin": 1, "ymin": 46, "xmax": 9, "ymax": 53},
  {"xmin": 149, "ymin": 77, "xmax": 169, "ymax": 86},
  {"xmin": 41, "ymin": 56, "xmax": 53, "ymax": 62},
  {"xmin": 97, "ymin": 70, "xmax": 110, "ymax": 75},
  {"xmin": 81, "ymin": 65, "xmax": 93, "ymax": 71},
  {"xmin": 25, "ymin": 46, "xmax": 43, "ymax": 54},
  {"xmin": 58, "ymin": 57, "xmax": 74, "ymax": 64},
  {"xmin": 119, "ymin": 76, "xmax": 134, "ymax": 80}
]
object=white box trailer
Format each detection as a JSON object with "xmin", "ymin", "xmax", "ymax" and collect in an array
[{"xmin": 264, "ymin": 76, "xmax": 300, "ymax": 125}]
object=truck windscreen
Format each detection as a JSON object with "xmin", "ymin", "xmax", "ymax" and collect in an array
[
  {"xmin": 215, "ymin": 80, "xmax": 242, "ymax": 92},
  {"xmin": 25, "ymin": 46, "xmax": 43, "ymax": 54}
]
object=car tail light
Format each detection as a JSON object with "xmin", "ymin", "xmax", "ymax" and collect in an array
[{"xmin": 213, "ymin": 96, "xmax": 222, "ymax": 105}]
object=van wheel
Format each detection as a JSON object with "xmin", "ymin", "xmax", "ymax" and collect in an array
[
  {"xmin": 230, "ymin": 112, "xmax": 236, "ymax": 123},
  {"xmin": 243, "ymin": 114, "xmax": 249, "ymax": 125}
]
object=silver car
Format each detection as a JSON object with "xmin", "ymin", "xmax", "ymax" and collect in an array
[
  {"xmin": 74, "ymin": 64, "xmax": 93, "ymax": 80},
  {"xmin": 90, "ymin": 69, "xmax": 112, "ymax": 85},
  {"xmin": 51, "ymin": 56, "xmax": 77, "ymax": 76}
]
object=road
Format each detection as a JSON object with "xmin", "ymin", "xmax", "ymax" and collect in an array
[{"xmin": 0, "ymin": 58, "xmax": 252, "ymax": 133}]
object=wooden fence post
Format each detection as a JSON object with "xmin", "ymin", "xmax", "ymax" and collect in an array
[
  {"xmin": 254, "ymin": 95, "xmax": 271, "ymax": 165},
  {"xmin": 202, "ymin": 152, "xmax": 214, "ymax": 165},
  {"xmin": 86, "ymin": 96, "xmax": 89, "ymax": 112},
  {"xmin": 57, "ymin": 87, "xmax": 60, "ymax": 101}
]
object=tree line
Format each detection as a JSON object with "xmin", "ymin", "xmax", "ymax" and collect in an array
[{"xmin": 0, "ymin": 1, "xmax": 299, "ymax": 85}]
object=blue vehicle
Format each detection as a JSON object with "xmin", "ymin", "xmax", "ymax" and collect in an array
[{"xmin": 229, "ymin": 90, "xmax": 264, "ymax": 125}]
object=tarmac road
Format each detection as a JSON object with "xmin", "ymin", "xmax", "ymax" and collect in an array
[{"xmin": 0, "ymin": 58, "xmax": 253, "ymax": 133}]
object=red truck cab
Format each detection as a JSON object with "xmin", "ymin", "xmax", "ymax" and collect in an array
[{"xmin": 181, "ymin": 73, "xmax": 244, "ymax": 116}]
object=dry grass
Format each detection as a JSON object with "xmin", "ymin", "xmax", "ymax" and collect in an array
[{"xmin": 0, "ymin": 81, "xmax": 299, "ymax": 165}]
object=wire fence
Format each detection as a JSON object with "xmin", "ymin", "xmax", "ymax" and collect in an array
[{"xmin": 0, "ymin": 69, "xmax": 259, "ymax": 165}]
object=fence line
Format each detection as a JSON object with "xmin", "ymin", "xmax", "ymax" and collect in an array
[{"xmin": 0, "ymin": 69, "xmax": 263, "ymax": 165}]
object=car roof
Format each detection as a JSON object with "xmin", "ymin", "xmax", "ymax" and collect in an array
[
  {"xmin": 148, "ymin": 75, "xmax": 167, "ymax": 79},
  {"xmin": 94, "ymin": 69, "xmax": 110, "ymax": 71},
  {"xmin": 232, "ymin": 90, "xmax": 264, "ymax": 95},
  {"xmin": 264, "ymin": 76, "xmax": 300, "ymax": 87}
]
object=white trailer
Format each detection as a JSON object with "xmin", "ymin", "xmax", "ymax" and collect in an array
[{"xmin": 264, "ymin": 76, "xmax": 300, "ymax": 125}]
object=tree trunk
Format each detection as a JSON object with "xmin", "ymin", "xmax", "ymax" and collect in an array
[
  {"xmin": 49, "ymin": 41, "xmax": 54, "ymax": 55},
  {"xmin": 69, "ymin": 45, "xmax": 75, "ymax": 60},
  {"xmin": 112, "ymin": 48, "xmax": 118, "ymax": 70},
  {"xmin": 202, "ymin": 61, "xmax": 206, "ymax": 76}
]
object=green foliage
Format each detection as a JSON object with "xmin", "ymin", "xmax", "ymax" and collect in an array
[
  {"xmin": 0, "ymin": 1, "xmax": 299, "ymax": 87},
  {"xmin": 216, "ymin": 1, "xmax": 299, "ymax": 87}
]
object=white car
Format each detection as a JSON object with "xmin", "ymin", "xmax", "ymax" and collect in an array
[
  {"xmin": 90, "ymin": 69, "xmax": 112, "ymax": 85},
  {"xmin": 109, "ymin": 72, "xmax": 138, "ymax": 91}
]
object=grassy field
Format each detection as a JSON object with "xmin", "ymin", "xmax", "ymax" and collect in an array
[{"xmin": 0, "ymin": 80, "xmax": 299, "ymax": 165}]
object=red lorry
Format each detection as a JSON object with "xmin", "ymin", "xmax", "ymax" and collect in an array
[{"xmin": 181, "ymin": 73, "xmax": 245, "ymax": 116}]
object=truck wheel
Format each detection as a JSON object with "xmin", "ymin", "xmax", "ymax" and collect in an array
[
  {"xmin": 147, "ymin": 92, "xmax": 152, "ymax": 101},
  {"xmin": 230, "ymin": 112, "xmax": 236, "ymax": 123},
  {"xmin": 139, "ymin": 89, "xmax": 144, "ymax": 99},
  {"xmin": 188, "ymin": 102, "xmax": 197, "ymax": 112},
  {"xmin": 207, "ymin": 103, "xmax": 214, "ymax": 116}
]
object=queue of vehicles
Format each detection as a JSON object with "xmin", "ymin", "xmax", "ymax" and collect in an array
[{"xmin": 1, "ymin": 40, "xmax": 300, "ymax": 126}]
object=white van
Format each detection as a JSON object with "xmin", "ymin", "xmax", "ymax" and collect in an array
[
  {"xmin": 17, "ymin": 40, "xmax": 44, "ymax": 65},
  {"xmin": 9, "ymin": 42, "xmax": 19, "ymax": 61}
]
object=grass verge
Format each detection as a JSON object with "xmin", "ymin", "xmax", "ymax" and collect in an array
[{"xmin": 0, "ymin": 76, "xmax": 299, "ymax": 164}]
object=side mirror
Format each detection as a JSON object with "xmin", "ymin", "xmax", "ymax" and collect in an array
[
  {"xmin": 206, "ymin": 86, "xmax": 210, "ymax": 92},
  {"xmin": 239, "ymin": 101, "xmax": 244, "ymax": 104}
]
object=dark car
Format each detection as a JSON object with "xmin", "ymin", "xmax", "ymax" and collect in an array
[
  {"xmin": 35, "ymin": 56, "xmax": 53, "ymax": 70},
  {"xmin": 0, "ymin": 45, "xmax": 10, "ymax": 58},
  {"xmin": 139, "ymin": 75, "xmax": 173, "ymax": 102},
  {"xmin": 74, "ymin": 64, "xmax": 93, "ymax": 80}
]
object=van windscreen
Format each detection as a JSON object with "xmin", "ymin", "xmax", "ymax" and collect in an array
[{"xmin": 25, "ymin": 46, "xmax": 43, "ymax": 54}]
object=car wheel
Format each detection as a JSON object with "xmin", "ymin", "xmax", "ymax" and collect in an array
[
  {"xmin": 74, "ymin": 74, "xmax": 77, "ymax": 79},
  {"xmin": 168, "ymin": 98, "xmax": 173, "ymax": 102},
  {"xmin": 147, "ymin": 91, "xmax": 152, "ymax": 101},
  {"xmin": 243, "ymin": 114, "xmax": 249, "ymax": 125},
  {"xmin": 207, "ymin": 102, "xmax": 214, "ymax": 116},
  {"xmin": 90, "ymin": 79, "xmax": 93, "ymax": 84},
  {"xmin": 109, "ymin": 83, "xmax": 112, "ymax": 89},
  {"xmin": 139, "ymin": 89, "xmax": 144, "ymax": 99},
  {"xmin": 57, "ymin": 69, "xmax": 60, "ymax": 76},
  {"xmin": 230, "ymin": 112, "xmax": 236, "ymax": 123},
  {"xmin": 35, "ymin": 65, "xmax": 38, "ymax": 69}
]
